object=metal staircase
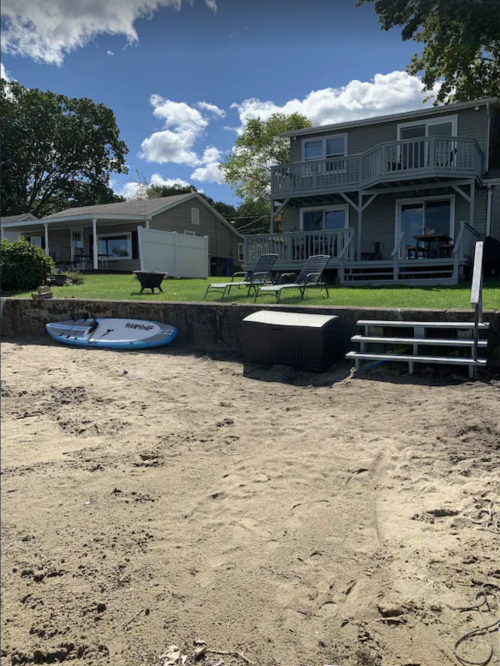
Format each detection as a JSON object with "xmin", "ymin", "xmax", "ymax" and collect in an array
[{"xmin": 346, "ymin": 242, "xmax": 488, "ymax": 378}]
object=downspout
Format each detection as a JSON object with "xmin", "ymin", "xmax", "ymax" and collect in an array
[{"xmin": 486, "ymin": 183, "xmax": 492, "ymax": 237}]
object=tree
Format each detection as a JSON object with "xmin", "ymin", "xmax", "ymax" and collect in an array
[
  {"xmin": 358, "ymin": 0, "xmax": 500, "ymax": 104},
  {"xmin": 0, "ymin": 80, "xmax": 128, "ymax": 218},
  {"xmin": 220, "ymin": 113, "xmax": 313, "ymax": 227}
]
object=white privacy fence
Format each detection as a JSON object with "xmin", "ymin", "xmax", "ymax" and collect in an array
[{"xmin": 138, "ymin": 227, "xmax": 209, "ymax": 278}]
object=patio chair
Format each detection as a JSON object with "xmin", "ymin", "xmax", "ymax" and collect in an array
[
  {"xmin": 204, "ymin": 253, "xmax": 278, "ymax": 301},
  {"xmin": 254, "ymin": 254, "xmax": 330, "ymax": 303},
  {"xmin": 369, "ymin": 242, "xmax": 384, "ymax": 261}
]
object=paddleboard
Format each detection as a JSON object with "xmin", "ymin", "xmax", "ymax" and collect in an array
[{"xmin": 46, "ymin": 318, "xmax": 177, "ymax": 350}]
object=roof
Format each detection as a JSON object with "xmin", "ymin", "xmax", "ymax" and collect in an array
[
  {"xmin": 42, "ymin": 193, "xmax": 195, "ymax": 219},
  {"xmin": 1, "ymin": 193, "xmax": 243, "ymax": 239},
  {"xmin": 279, "ymin": 97, "xmax": 500, "ymax": 138},
  {"xmin": 1, "ymin": 212, "xmax": 38, "ymax": 226}
]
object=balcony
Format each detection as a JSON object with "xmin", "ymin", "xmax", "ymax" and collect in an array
[{"xmin": 271, "ymin": 137, "xmax": 483, "ymax": 197}]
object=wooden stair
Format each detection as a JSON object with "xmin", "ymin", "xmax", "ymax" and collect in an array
[{"xmin": 347, "ymin": 319, "xmax": 489, "ymax": 378}]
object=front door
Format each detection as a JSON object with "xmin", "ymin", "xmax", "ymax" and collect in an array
[{"xmin": 71, "ymin": 228, "xmax": 84, "ymax": 261}]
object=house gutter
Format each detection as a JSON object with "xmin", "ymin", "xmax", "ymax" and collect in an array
[{"xmin": 486, "ymin": 183, "xmax": 493, "ymax": 237}]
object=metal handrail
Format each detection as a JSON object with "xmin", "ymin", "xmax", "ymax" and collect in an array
[{"xmin": 471, "ymin": 241, "xmax": 484, "ymax": 371}]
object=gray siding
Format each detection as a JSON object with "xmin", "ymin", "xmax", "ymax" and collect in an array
[
  {"xmin": 282, "ymin": 185, "xmax": 489, "ymax": 260},
  {"xmin": 289, "ymin": 105, "xmax": 488, "ymax": 164},
  {"xmin": 491, "ymin": 185, "xmax": 500, "ymax": 241},
  {"xmin": 151, "ymin": 199, "xmax": 242, "ymax": 267}
]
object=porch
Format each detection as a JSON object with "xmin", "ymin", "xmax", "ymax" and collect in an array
[{"xmin": 242, "ymin": 221, "xmax": 480, "ymax": 285}]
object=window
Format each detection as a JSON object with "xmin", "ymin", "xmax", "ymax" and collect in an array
[
  {"xmin": 25, "ymin": 235, "xmax": 42, "ymax": 248},
  {"xmin": 302, "ymin": 134, "xmax": 347, "ymax": 162},
  {"xmin": 184, "ymin": 230, "xmax": 196, "ymax": 236},
  {"xmin": 191, "ymin": 207, "xmax": 200, "ymax": 225},
  {"xmin": 397, "ymin": 115, "xmax": 458, "ymax": 169},
  {"xmin": 301, "ymin": 205, "xmax": 348, "ymax": 231},
  {"xmin": 238, "ymin": 243, "xmax": 244, "ymax": 263},
  {"xmin": 397, "ymin": 196, "xmax": 454, "ymax": 250},
  {"xmin": 97, "ymin": 233, "xmax": 132, "ymax": 260}
]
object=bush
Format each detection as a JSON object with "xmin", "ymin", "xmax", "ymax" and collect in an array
[
  {"xmin": 1, "ymin": 239, "xmax": 55, "ymax": 291},
  {"xmin": 65, "ymin": 271, "xmax": 86, "ymax": 285}
]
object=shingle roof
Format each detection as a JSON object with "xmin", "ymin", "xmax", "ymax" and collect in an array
[
  {"xmin": 42, "ymin": 193, "xmax": 195, "ymax": 219},
  {"xmin": 1, "ymin": 212, "xmax": 38, "ymax": 226}
]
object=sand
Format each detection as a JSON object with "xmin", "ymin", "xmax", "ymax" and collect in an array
[{"xmin": 1, "ymin": 340, "xmax": 499, "ymax": 666}]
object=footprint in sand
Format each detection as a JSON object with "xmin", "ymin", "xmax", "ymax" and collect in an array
[{"xmin": 234, "ymin": 517, "xmax": 272, "ymax": 540}]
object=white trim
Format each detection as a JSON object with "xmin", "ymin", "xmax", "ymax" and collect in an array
[
  {"xmin": 397, "ymin": 114, "xmax": 458, "ymax": 140},
  {"xmin": 395, "ymin": 194, "xmax": 456, "ymax": 247},
  {"xmin": 302, "ymin": 133, "xmax": 348, "ymax": 162},
  {"xmin": 96, "ymin": 231, "xmax": 133, "ymax": 261},
  {"xmin": 300, "ymin": 204, "xmax": 349, "ymax": 231},
  {"xmin": 279, "ymin": 98, "xmax": 498, "ymax": 138},
  {"xmin": 184, "ymin": 230, "xmax": 196, "ymax": 236}
]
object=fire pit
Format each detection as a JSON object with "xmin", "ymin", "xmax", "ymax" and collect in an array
[{"xmin": 133, "ymin": 271, "xmax": 167, "ymax": 294}]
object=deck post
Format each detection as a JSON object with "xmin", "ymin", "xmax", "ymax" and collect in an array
[
  {"xmin": 92, "ymin": 218, "xmax": 98, "ymax": 270},
  {"xmin": 469, "ymin": 181, "xmax": 475, "ymax": 227},
  {"xmin": 44, "ymin": 223, "xmax": 49, "ymax": 256},
  {"xmin": 145, "ymin": 218, "xmax": 151, "ymax": 229},
  {"xmin": 270, "ymin": 201, "xmax": 274, "ymax": 234},
  {"xmin": 357, "ymin": 192, "xmax": 362, "ymax": 260}
]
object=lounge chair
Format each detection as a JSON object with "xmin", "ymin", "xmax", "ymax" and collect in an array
[
  {"xmin": 254, "ymin": 254, "xmax": 331, "ymax": 303},
  {"xmin": 204, "ymin": 253, "xmax": 278, "ymax": 301}
]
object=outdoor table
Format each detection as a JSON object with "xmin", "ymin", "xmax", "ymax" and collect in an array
[{"xmin": 412, "ymin": 233, "xmax": 452, "ymax": 258}]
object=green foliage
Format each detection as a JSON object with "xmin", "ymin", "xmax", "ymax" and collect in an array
[
  {"xmin": 0, "ymin": 80, "xmax": 128, "ymax": 218},
  {"xmin": 1, "ymin": 239, "xmax": 55, "ymax": 291},
  {"xmin": 220, "ymin": 113, "xmax": 313, "ymax": 220},
  {"xmin": 358, "ymin": 0, "xmax": 500, "ymax": 104},
  {"xmin": 65, "ymin": 271, "xmax": 86, "ymax": 285}
]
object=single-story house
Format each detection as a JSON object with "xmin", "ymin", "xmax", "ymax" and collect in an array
[{"xmin": 1, "ymin": 194, "xmax": 244, "ymax": 273}]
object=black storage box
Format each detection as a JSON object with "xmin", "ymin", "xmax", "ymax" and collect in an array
[{"xmin": 242, "ymin": 311, "xmax": 346, "ymax": 372}]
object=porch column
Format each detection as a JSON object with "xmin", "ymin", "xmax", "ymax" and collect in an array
[
  {"xmin": 146, "ymin": 218, "xmax": 150, "ymax": 229},
  {"xmin": 44, "ymin": 223, "xmax": 49, "ymax": 256},
  {"xmin": 1, "ymin": 227, "xmax": 5, "ymax": 239},
  {"xmin": 469, "ymin": 181, "xmax": 475, "ymax": 227},
  {"xmin": 92, "ymin": 218, "xmax": 98, "ymax": 270},
  {"xmin": 357, "ymin": 192, "xmax": 362, "ymax": 260},
  {"xmin": 270, "ymin": 201, "xmax": 275, "ymax": 234}
]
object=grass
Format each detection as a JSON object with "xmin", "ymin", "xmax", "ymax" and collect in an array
[{"xmin": 9, "ymin": 274, "xmax": 500, "ymax": 310}]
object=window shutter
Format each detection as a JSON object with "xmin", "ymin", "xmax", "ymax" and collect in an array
[{"xmin": 132, "ymin": 231, "xmax": 139, "ymax": 259}]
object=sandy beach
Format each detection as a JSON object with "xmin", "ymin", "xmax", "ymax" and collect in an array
[{"xmin": 1, "ymin": 340, "xmax": 499, "ymax": 666}]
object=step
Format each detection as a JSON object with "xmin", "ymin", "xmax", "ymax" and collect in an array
[
  {"xmin": 351, "ymin": 335, "xmax": 488, "ymax": 347},
  {"xmin": 346, "ymin": 351, "xmax": 487, "ymax": 366},
  {"xmin": 357, "ymin": 320, "xmax": 489, "ymax": 330}
]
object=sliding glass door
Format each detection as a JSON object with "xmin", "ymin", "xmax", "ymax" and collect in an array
[{"xmin": 397, "ymin": 197, "xmax": 453, "ymax": 256}]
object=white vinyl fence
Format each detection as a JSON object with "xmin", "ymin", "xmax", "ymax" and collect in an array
[{"xmin": 138, "ymin": 227, "xmax": 209, "ymax": 278}]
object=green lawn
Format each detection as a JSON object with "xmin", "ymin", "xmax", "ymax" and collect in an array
[{"xmin": 10, "ymin": 274, "xmax": 500, "ymax": 309}]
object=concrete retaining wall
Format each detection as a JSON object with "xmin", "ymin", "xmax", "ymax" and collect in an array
[{"xmin": 1, "ymin": 297, "xmax": 499, "ymax": 368}]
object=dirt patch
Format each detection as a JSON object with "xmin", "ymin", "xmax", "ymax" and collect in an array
[{"xmin": 1, "ymin": 341, "xmax": 499, "ymax": 666}]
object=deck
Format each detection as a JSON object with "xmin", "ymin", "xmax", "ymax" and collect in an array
[{"xmin": 271, "ymin": 137, "xmax": 483, "ymax": 197}]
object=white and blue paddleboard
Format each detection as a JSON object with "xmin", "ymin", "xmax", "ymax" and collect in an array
[{"xmin": 46, "ymin": 318, "xmax": 178, "ymax": 350}]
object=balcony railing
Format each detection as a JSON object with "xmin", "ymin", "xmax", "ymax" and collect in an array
[
  {"xmin": 244, "ymin": 228, "xmax": 355, "ymax": 267},
  {"xmin": 270, "ymin": 137, "xmax": 483, "ymax": 196}
]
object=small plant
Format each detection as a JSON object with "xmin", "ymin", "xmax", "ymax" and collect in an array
[
  {"xmin": 65, "ymin": 271, "xmax": 86, "ymax": 285},
  {"xmin": 0, "ymin": 239, "xmax": 55, "ymax": 291}
]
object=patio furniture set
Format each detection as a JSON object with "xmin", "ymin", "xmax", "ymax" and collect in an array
[{"xmin": 50, "ymin": 247, "xmax": 112, "ymax": 271}]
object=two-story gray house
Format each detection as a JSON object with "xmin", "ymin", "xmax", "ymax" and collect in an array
[{"xmin": 243, "ymin": 97, "xmax": 500, "ymax": 285}]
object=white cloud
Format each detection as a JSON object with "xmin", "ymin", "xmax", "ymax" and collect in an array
[
  {"xmin": 202, "ymin": 146, "xmax": 222, "ymax": 163},
  {"xmin": 114, "ymin": 173, "xmax": 191, "ymax": 199},
  {"xmin": 107, "ymin": 50, "xmax": 114, "ymax": 56},
  {"xmin": 1, "ymin": 62, "xmax": 10, "ymax": 80},
  {"xmin": 231, "ymin": 71, "xmax": 441, "ymax": 130},
  {"xmin": 191, "ymin": 162, "xmax": 224, "ymax": 184},
  {"xmin": 1, "ymin": 0, "xmax": 217, "ymax": 66},
  {"xmin": 196, "ymin": 101, "xmax": 226, "ymax": 118},
  {"xmin": 141, "ymin": 95, "xmax": 226, "ymax": 167}
]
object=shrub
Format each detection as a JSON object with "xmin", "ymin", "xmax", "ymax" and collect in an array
[
  {"xmin": 65, "ymin": 271, "xmax": 86, "ymax": 285},
  {"xmin": 0, "ymin": 239, "xmax": 55, "ymax": 291}
]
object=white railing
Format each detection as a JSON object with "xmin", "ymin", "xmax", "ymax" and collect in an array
[
  {"xmin": 244, "ymin": 228, "xmax": 355, "ymax": 267},
  {"xmin": 271, "ymin": 156, "xmax": 361, "ymax": 195},
  {"xmin": 362, "ymin": 137, "xmax": 483, "ymax": 186},
  {"xmin": 391, "ymin": 231, "xmax": 406, "ymax": 279},
  {"xmin": 470, "ymin": 241, "xmax": 484, "ymax": 369},
  {"xmin": 453, "ymin": 221, "xmax": 481, "ymax": 280}
]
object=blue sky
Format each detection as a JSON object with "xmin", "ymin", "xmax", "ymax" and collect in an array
[{"xmin": 0, "ymin": 0, "xmax": 432, "ymax": 206}]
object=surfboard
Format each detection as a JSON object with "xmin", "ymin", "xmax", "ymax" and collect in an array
[{"xmin": 46, "ymin": 318, "xmax": 178, "ymax": 350}]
